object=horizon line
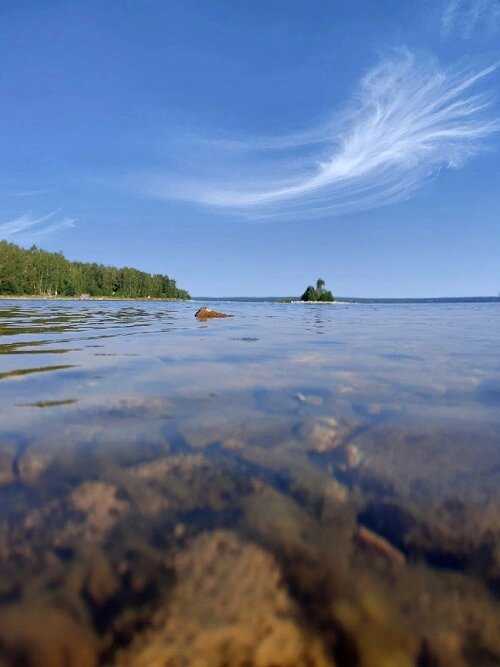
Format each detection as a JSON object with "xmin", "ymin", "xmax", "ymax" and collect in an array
[{"xmin": 192, "ymin": 295, "xmax": 500, "ymax": 302}]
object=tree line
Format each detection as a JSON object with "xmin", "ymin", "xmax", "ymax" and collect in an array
[{"xmin": 0, "ymin": 241, "xmax": 190, "ymax": 299}]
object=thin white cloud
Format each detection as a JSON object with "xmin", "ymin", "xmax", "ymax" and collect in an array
[
  {"xmin": 146, "ymin": 50, "xmax": 499, "ymax": 218},
  {"xmin": 442, "ymin": 0, "xmax": 500, "ymax": 38},
  {"xmin": 0, "ymin": 211, "xmax": 76, "ymax": 239},
  {"xmin": 31, "ymin": 216, "xmax": 76, "ymax": 236},
  {"xmin": 6, "ymin": 188, "xmax": 54, "ymax": 197}
]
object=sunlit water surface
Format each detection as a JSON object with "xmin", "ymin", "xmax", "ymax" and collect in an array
[{"xmin": 0, "ymin": 300, "xmax": 499, "ymax": 666}]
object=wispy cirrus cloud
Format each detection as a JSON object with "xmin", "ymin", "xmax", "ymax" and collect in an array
[
  {"xmin": 0, "ymin": 211, "xmax": 76, "ymax": 240},
  {"xmin": 6, "ymin": 188, "xmax": 55, "ymax": 197},
  {"xmin": 144, "ymin": 50, "xmax": 499, "ymax": 218},
  {"xmin": 441, "ymin": 0, "xmax": 500, "ymax": 38},
  {"xmin": 31, "ymin": 216, "xmax": 76, "ymax": 237}
]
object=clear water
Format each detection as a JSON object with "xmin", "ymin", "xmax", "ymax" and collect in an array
[{"xmin": 0, "ymin": 300, "xmax": 499, "ymax": 666}]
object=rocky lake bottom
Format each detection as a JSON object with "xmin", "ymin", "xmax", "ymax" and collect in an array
[{"xmin": 0, "ymin": 299, "xmax": 499, "ymax": 666}]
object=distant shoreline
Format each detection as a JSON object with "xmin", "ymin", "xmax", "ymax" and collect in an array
[
  {"xmin": 0, "ymin": 295, "xmax": 190, "ymax": 302},
  {"xmin": 1, "ymin": 295, "xmax": 499, "ymax": 305},
  {"xmin": 194, "ymin": 296, "xmax": 500, "ymax": 304}
]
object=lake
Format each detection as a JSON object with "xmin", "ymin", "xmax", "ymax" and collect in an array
[{"xmin": 0, "ymin": 299, "xmax": 499, "ymax": 666}]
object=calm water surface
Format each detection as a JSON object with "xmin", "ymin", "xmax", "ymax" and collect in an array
[{"xmin": 0, "ymin": 300, "xmax": 499, "ymax": 666}]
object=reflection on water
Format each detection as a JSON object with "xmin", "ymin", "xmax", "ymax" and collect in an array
[
  {"xmin": 0, "ymin": 299, "xmax": 499, "ymax": 666},
  {"xmin": 0, "ymin": 364, "xmax": 78, "ymax": 380},
  {"xmin": 16, "ymin": 398, "xmax": 78, "ymax": 408}
]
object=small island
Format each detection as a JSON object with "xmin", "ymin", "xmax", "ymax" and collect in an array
[{"xmin": 301, "ymin": 278, "xmax": 334, "ymax": 302}]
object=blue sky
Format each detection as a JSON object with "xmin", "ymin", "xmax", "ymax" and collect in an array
[{"xmin": 0, "ymin": 0, "xmax": 499, "ymax": 297}]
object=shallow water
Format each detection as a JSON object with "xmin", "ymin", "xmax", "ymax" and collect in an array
[{"xmin": 0, "ymin": 300, "xmax": 499, "ymax": 666}]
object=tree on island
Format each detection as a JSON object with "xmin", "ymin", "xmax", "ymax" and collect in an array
[{"xmin": 301, "ymin": 278, "xmax": 334, "ymax": 302}]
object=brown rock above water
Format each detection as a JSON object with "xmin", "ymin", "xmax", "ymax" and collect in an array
[{"xmin": 195, "ymin": 307, "xmax": 232, "ymax": 319}]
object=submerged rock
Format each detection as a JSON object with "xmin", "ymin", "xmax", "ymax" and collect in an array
[
  {"xmin": 345, "ymin": 444, "xmax": 362, "ymax": 468},
  {"xmin": 0, "ymin": 603, "xmax": 97, "ymax": 667},
  {"xmin": 17, "ymin": 443, "xmax": 54, "ymax": 482},
  {"xmin": 64, "ymin": 481, "xmax": 129, "ymax": 545},
  {"xmin": 115, "ymin": 530, "xmax": 334, "ymax": 666},
  {"xmin": 333, "ymin": 588, "xmax": 417, "ymax": 667},
  {"xmin": 83, "ymin": 549, "xmax": 120, "ymax": 605},
  {"xmin": 304, "ymin": 416, "xmax": 358, "ymax": 456},
  {"xmin": 306, "ymin": 418, "xmax": 340, "ymax": 453},
  {"xmin": 0, "ymin": 443, "xmax": 16, "ymax": 486},
  {"xmin": 195, "ymin": 307, "xmax": 232, "ymax": 319}
]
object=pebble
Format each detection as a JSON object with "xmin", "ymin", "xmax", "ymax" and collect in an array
[
  {"xmin": 297, "ymin": 392, "xmax": 324, "ymax": 406},
  {"xmin": 345, "ymin": 444, "xmax": 362, "ymax": 468}
]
